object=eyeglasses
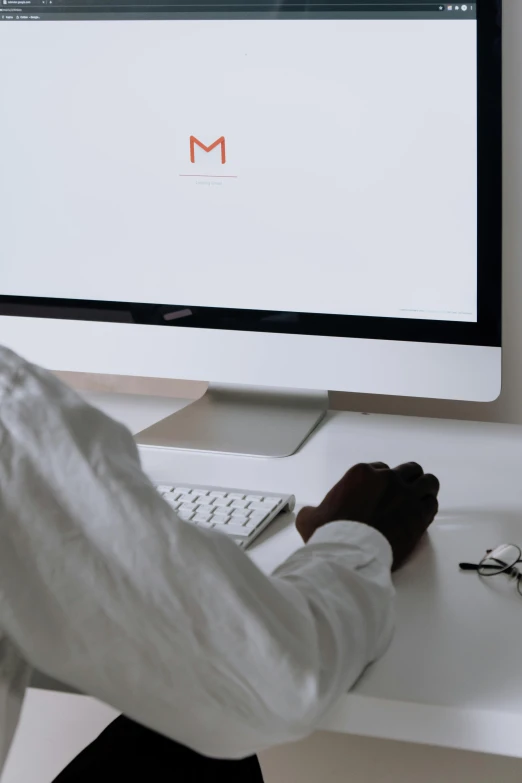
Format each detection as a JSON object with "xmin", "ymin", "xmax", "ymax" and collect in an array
[{"xmin": 459, "ymin": 544, "xmax": 522, "ymax": 595}]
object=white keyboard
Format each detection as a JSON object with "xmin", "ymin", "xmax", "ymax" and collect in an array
[{"xmin": 155, "ymin": 483, "xmax": 296, "ymax": 549}]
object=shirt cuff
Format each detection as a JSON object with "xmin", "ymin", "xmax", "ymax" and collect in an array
[{"xmin": 308, "ymin": 521, "xmax": 393, "ymax": 570}]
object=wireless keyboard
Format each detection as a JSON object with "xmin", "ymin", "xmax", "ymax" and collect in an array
[{"xmin": 155, "ymin": 483, "xmax": 296, "ymax": 549}]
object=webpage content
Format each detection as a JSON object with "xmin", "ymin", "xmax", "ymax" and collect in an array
[{"xmin": 0, "ymin": 18, "xmax": 478, "ymax": 321}]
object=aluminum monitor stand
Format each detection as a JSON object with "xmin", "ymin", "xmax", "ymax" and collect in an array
[{"xmin": 135, "ymin": 384, "xmax": 329, "ymax": 458}]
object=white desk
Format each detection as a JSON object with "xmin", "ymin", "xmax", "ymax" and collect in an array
[{"xmin": 33, "ymin": 393, "xmax": 522, "ymax": 759}]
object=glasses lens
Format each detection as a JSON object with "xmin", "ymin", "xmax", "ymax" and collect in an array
[{"xmin": 478, "ymin": 544, "xmax": 521, "ymax": 576}]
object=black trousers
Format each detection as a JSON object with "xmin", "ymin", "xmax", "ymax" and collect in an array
[{"xmin": 52, "ymin": 715, "xmax": 265, "ymax": 782}]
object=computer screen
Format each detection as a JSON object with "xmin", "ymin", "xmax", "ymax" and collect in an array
[{"xmin": 0, "ymin": 1, "xmax": 480, "ymax": 324}]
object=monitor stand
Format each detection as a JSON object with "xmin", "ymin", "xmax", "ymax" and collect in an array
[{"xmin": 135, "ymin": 384, "xmax": 328, "ymax": 458}]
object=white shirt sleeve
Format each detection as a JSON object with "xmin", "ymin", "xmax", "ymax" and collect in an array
[{"xmin": 0, "ymin": 348, "xmax": 395, "ymax": 760}]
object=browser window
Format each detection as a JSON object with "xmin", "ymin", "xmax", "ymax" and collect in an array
[{"xmin": 0, "ymin": 1, "xmax": 478, "ymax": 321}]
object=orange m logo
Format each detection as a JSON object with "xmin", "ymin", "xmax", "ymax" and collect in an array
[{"xmin": 190, "ymin": 135, "xmax": 226, "ymax": 165}]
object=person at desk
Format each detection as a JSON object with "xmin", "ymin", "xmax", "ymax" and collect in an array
[{"xmin": 0, "ymin": 347, "xmax": 440, "ymax": 781}]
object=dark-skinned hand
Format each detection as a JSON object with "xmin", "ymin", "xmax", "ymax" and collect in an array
[{"xmin": 296, "ymin": 461, "xmax": 440, "ymax": 570}]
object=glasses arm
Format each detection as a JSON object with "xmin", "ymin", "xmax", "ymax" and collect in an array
[{"xmin": 459, "ymin": 562, "xmax": 519, "ymax": 577}]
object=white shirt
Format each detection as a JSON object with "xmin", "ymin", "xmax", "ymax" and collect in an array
[{"xmin": 0, "ymin": 346, "xmax": 395, "ymax": 772}]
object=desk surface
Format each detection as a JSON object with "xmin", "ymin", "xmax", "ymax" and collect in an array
[{"xmin": 44, "ymin": 392, "xmax": 522, "ymax": 758}]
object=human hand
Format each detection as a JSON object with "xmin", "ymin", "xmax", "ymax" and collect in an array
[{"xmin": 296, "ymin": 462, "xmax": 440, "ymax": 570}]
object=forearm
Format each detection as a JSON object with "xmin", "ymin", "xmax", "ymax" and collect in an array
[{"xmin": 271, "ymin": 522, "xmax": 395, "ymax": 724}]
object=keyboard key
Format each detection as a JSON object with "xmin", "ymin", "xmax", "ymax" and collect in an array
[
  {"xmin": 156, "ymin": 485, "xmax": 173, "ymax": 494},
  {"xmin": 227, "ymin": 493, "xmax": 246, "ymax": 500},
  {"xmin": 196, "ymin": 499, "xmax": 214, "ymax": 508},
  {"xmin": 164, "ymin": 497, "xmax": 181, "ymax": 509},
  {"xmin": 245, "ymin": 495, "xmax": 263, "ymax": 502},
  {"xmin": 213, "ymin": 498, "xmax": 231, "ymax": 508},
  {"xmin": 231, "ymin": 500, "xmax": 249, "ymax": 509},
  {"xmin": 209, "ymin": 491, "xmax": 227, "ymax": 498},
  {"xmin": 249, "ymin": 502, "xmax": 277, "ymax": 513},
  {"xmin": 178, "ymin": 512, "xmax": 194, "ymax": 521},
  {"xmin": 212, "ymin": 514, "xmax": 231, "ymax": 525},
  {"xmin": 223, "ymin": 523, "xmax": 254, "ymax": 538},
  {"xmin": 175, "ymin": 488, "xmax": 193, "ymax": 495},
  {"xmin": 180, "ymin": 502, "xmax": 197, "ymax": 512},
  {"xmin": 229, "ymin": 515, "xmax": 249, "ymax": 525},
  {"xmin": 193, "ymin": 514, "xmax": 213, "ymax": 525}
]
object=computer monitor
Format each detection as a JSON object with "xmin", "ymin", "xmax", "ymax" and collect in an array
[{"xmin": 0, "ymin": 0, "xmax": 501, "ymax": 457}]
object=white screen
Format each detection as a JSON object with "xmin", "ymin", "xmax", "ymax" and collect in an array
[{"xmin": 0, "ymin": 19, "xmax": 477, "ymax": 321}]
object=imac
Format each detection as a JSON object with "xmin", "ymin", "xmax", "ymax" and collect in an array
[{"xmin": 0, "ymin": 0, "xmax": 501, "ymax": 457}]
